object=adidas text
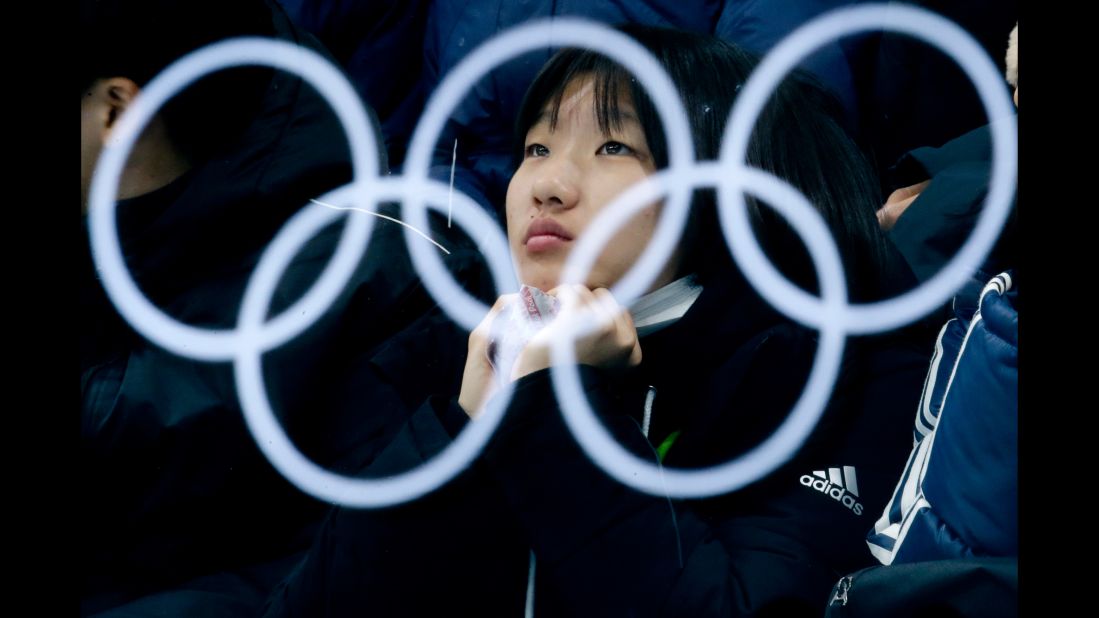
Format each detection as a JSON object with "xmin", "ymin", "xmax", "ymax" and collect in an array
[{"xmin": 800, "ymin": 474, "xmax": 864, "ymax": 515}]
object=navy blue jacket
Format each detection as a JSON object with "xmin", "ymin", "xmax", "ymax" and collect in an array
[{"xmin": 867, "ymin": 271, "xmax": 1018, "ymax": 564}]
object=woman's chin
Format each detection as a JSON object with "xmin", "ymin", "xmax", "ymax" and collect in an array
[
  {"xmin": 517, "ymin": 267, "xmax": 611, "ymax": 292},
  {"xmin": 514, "ymin": 266, "xmax": 556, "ymax": 291},
  {"xmin": 519, "ymin": 277, "xmax": 557, "ymax": 293}
]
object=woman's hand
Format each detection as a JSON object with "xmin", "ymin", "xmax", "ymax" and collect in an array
[
  {"xmin": 458, "ymin": 294, "xmax": 514, "ymax": 419},
  {"xmin": 513, "ymin": 285, "xmax": 641, "ymax": 379}
]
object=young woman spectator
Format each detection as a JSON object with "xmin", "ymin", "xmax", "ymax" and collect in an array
[{"xmin": 264, "ymin": 24, "xmax": 929, "ymax": 617}]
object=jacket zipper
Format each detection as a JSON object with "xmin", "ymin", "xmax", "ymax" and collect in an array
[{"xmin": 829, "ymin": 575, "xmax": 852, "ymax": 607}]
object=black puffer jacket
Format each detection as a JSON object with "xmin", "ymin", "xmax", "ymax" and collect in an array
[{"xmin": 264, "ymin": 264, "xmax": 930, "ymax": 617}]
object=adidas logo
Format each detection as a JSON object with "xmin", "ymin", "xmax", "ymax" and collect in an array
[{"xmin": 800, "ymin": 467, "xmax": 864, "ymax": 516}]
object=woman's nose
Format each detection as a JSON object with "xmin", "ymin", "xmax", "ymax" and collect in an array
[{"xmin": 531, "ymin": 158, "xmax": 580, "ymax": 210}]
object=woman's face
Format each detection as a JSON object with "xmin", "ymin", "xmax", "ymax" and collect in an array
[{"xmin": 506, "ymin": 77, "xmax": 679, "ymax": 292}]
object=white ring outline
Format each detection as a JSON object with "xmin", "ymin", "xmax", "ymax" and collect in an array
[
  {"xmin": 85, "ymin": 7, "xmax": 1018, "ymax": 506},
  {"xmin": 547, "ymin": 4, "xmax": 1016, "ymax": 497},
  {"xmin": 719, "ymin": 4, "xmax": 1017, "ymax": 334},
  {"xmin": 552, "ymin": 163, "xmax": 847, "ymax": 496},
  {"xmin": 86, "ymin": 38, "xmax": 523, "ymax": 507},
  {"xmin": 88, "ymin": 38, "xmax": 380, "ymax": 361},
  {"xmin": 400, "ymin": 18, "xmax": 697, "ymax": 330}
]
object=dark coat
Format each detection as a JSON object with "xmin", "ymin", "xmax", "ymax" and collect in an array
[
  {"xmin": 80, "ymin": 1, "xmax": 490, "ymax": 612},
  {"xmin": 264, "ymin": 266, "xmax": 930, "ymax": 617}
]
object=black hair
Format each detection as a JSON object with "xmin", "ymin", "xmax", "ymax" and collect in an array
[
  {"xmin": 514, "ymin": 24, "xmax": 898, "ymax": 301},
  {"xmin": 80, "ymin": 0, "xmax": 276, "ymax": 164}
]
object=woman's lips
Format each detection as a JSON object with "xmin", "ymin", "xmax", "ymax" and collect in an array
[
  {"xmin": 524, "ymin": 218, "xmax": 573, "ymax": 253},
  {"xmin": 526, "ymin": 235, "xmax": 571, "ymax": 252}
]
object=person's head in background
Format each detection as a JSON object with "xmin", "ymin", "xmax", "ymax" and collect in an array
[
  {"xmin": 1006, "ymin": 23, "xmax": 1018, "ymax": 106},
  {"xmin": 506, "ymin": 24, "xmax": 897, "ymax": 302},
  {"xmin": 80, "ymin": 0, "xmax": 275, "ymax": 211}
]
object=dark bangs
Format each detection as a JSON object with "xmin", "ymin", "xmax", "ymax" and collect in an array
[
  {"xmin": 513, "ymin": 50, "xmax": 666, "ymax": 167},
  {"xmin": 513, "ymin": 25, "xmax": 760, "ymax": 172}
]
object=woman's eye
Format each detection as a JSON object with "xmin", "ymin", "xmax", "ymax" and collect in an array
[
  {"xmin": 599, "ymin": 141, "xmax": 633, "ymax": 156},
  {"xmin": 525, "ymin": 143, "xmax": 549, "ymax": 158}
]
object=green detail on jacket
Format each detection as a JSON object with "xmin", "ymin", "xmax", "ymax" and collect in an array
[{"xmin": 656, "ymin": 430, "xmax": 681, "ymax": 462}]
